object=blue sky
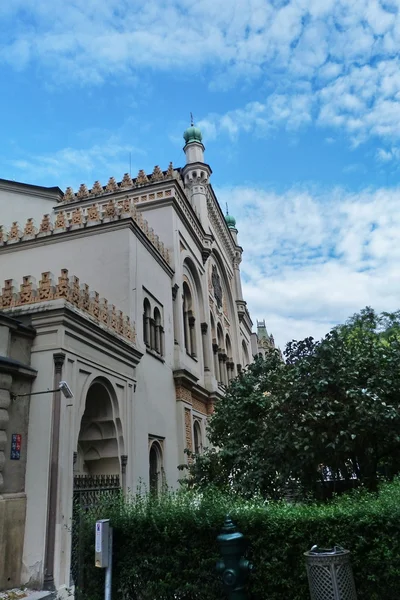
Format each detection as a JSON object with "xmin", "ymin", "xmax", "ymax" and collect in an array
[{"xmin": 2, "ymin": 0, "xmax": 400, "ymax": 349}]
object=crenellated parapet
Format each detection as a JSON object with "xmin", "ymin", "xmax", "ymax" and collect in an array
[
  {"xmin": 60, "ymin": 163, "xmax": 178, "ymax": 204},
  {"xmin": 0, "ymin": 199, "xmax": 171, "ymax": 265},
  {"xmin": 0, "ymin": 269, "xmax": 136, "ymax": 344}
]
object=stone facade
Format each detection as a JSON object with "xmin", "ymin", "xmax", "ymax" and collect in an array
[{"xmin": 0, "ymin": 127, "xmax": 256, "ymax": 594}]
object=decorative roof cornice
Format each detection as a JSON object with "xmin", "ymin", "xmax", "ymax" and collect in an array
[
  {"xmin": 59, "ymin": 163, "xmax": 180, "ymax": 204},
  {"xmin": 0, "ymin": 199, "xmax": 171, "ymax": 266},
  {"xmin": 0, "ymin": 269, "xmax": 136, "ymax": 345}
]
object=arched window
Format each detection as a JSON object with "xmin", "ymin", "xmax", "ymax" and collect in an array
[
  {"xmin": 143, "ymin": 298, "xmax": 151, "ymax": 347},
  {"xmin": 149, "ymin": 441, "xmax": 163, "ymax": 495},
  {"xmin": 242, "ymin": 340, "xmax": 250, "ymax": 367},
  {"xmin": 193, "ymin": 420, "xmax": 203, "ymax": 454},
  {"xmin": 182, "ymin": 282, "xmax": 196, "ymax": 358},
  {"xmin": 210, "ymin": 313, "xmax": 219, "ymax": 379},
  {"xmin": 225, "ymin": 334, "xmax": 235, "ymax": 381},
  {"xmin": 154, "ymin": 307, "xmax": 163, "ymax": 355},
  {"xmin": 217, "ymin": 324, "xmax": 227, "ymax": 385}
]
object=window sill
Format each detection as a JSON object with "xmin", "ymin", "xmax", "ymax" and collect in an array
[
  {"xmin": 146, "ymin": 348, "xmax": 165, "ymax": 363},
  {"xmin": 186, "ymin": 351, "xmax": 198, "ymax": 362}
]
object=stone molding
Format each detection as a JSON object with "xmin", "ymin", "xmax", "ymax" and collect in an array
[
  {"xmin": 0, "ymin": 269, "xmax": 136, "ymax": 344},
  {"xmin": 59, "ymin": 163, "xmax": 178, "ymax": 204},
  {"xmin": 0, "ymin": 201, "xmax": 170, "ymax": 265}
]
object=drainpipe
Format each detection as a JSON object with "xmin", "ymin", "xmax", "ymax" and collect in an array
[{"xmin": 43, "ymin": 352, "xmax": 65, "ymax": 591}]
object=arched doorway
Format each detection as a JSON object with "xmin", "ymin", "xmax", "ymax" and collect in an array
[
  {"xmin": 76, "ymin": 381, "xmax": 121, "ymax": 475},
  {"xmin": 149, "ymin": 440, "xmax": 163, "ymax": 495},
  {"xmin": 71, "ymin": 380, "xmax": 123, "ymax": 598}
]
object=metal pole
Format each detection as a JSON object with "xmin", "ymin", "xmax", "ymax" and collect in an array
[
  {"xmin": 43, "ymin": 352, "xmax": 66, "ymax": 590},
  {"xmin": 105, "ymin": 527, "xmax": 113, "ymax": 600}
]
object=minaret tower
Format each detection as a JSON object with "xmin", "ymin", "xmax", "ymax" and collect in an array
[
  {"xmin": 181, "ymin": 117, "xmax": 211, "ymax": 228},
  {"xmin": 225, "ymin": 207, "xmax": 247, "ymax": 322}
]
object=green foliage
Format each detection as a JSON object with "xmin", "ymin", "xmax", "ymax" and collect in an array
[
  {"xmin": 184, "ymin": 307, "xmax": 400, "ymax": 498},
  {"xmin": 79, "ymin": 480, "xmax": 400, "ymax": 600}
]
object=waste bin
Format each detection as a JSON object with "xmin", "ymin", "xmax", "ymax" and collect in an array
[{"xmin": 304, "ymin": 545, "xmax": 357, "ymax": 600}]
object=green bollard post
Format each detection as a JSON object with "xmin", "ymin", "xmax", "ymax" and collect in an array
[{"xmin": 216, "ymin": 515, "xmax": 253, "ymax": 600}]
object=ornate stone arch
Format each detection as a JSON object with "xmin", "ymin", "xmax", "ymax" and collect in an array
[
  {"xmin": 181, "ymin": 257, "xmax": 205, "ymax": 360},
  {"xmin": 209, "ymin": 249, "xmax": 236, "ymax": 325},
  {"xmin": 75, "ymin": 375, "xmax": 125, "ymax": 476},
  {"xmin": 149, "ymin": 439, "xmax": 164, "ymax": 495}
]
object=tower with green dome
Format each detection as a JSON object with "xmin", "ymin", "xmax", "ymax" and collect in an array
[
  {"xmin": 225, "ymin": 212, "xmax": 236, "ymax": 229},
  {"xmin": 182, "ymin": 117, "xmax": 211, "ymax": 228}
]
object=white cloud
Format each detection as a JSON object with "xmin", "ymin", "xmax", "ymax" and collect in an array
[
  {"xmin": 2, "ymin": 138, "xmax": 146, "ymax": 189},
  {"xmin": 2, "ymin": 1, "xmax": 400, "ymax": 146},
  {"xmin": 216, "ymin": 183, "xmax": 400, "ymax": 349}
]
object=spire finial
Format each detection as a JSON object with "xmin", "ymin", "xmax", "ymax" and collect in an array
[
  {"xmin": 226, "ymin": 202, "xmax": 229, "ymax": 216},
  {"xmin": 190, "ymin": 112, "xmax": 194, "ymax": 126}
]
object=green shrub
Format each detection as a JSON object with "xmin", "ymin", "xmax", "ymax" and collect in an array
[{"xmin": 78, "ymin": 479, "xmax": 400, "ymax": 600}]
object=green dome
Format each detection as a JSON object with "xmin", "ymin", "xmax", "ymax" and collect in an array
[
  {"xmin": 183, "ymin": 125, "xmax": 203, "ymax": 144},
  {"xmin": 225, "ymin": 213, "xmax": 236, "ymax": 229}
]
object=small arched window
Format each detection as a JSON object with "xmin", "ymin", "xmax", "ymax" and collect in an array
[
  {"xmin": 154, "ymin": 307, "xmax": 163, "ymax": 355},
  {"xmin": 193, "ymin": 420, "xmax": 203, "ymax": 454},
  {"xmin": 242, "ymin": 340, "xmax": 250, "ymax": 367},
  {"xmin": 226, "ymin": 334, "xmax": 235, "ymax": 381},
  {"xmin": 182, "ymin": 282, "xmax": 196, "ymax": 358},
  {"xmin": 149, "ymin": 441, "xmax": 163, "ymax": 495},
  {"xmin": 143, "ymin": 298, "xmax": 151, "ymax": 347}
]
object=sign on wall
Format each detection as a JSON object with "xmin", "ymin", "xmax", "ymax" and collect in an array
[{"xmin": 10, "ymin": 433, "xmax": 22, "ymax": 460}]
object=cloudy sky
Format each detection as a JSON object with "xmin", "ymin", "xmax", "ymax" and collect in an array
[{"xmin": 2, "ymin": 0, "xmax": 400, "ymax": 349}]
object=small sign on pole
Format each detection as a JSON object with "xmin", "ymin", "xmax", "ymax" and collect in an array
[{"xmin": 95, "ymin": 519, "xmax": 113, "ymax": 600}]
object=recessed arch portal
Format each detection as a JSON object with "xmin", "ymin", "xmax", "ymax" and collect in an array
[{"xmin": 76, "ymin": 380, "xmax": 123, "ymax": 476}]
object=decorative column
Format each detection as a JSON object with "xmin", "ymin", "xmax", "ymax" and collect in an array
[
  {"xmin": 0, "ymin": 373, "xmax": 12, "ymax": 494},
  {"xmin": 172, "ymin": 284, "xmax": 180, "ymax": 345},
  {"xmin": 222, "ymin": 354, "xmax": 228, "ymax": 385},
  {"xmin": 233, "ymin": 253, "xmax": 244, "ymax": 301},
  {"xmin": 121, "ymin": 455, "xmax": 128, "ymax": 493},
  {"xmin": 144, "ymin": 314, "xmax": 151, "ymax": 347},
  {"xmin": 150, "ymin": 318, "xmax": 156, "ymax": 350},
  {"xmin": 200, "ymin": 322, "xmax": 210, "ymax": 371},
  {"xmin": 44, "ymin": 352, "xmax": 65, "ymax": 591},
  {"xmin": 189, "ymin": 314, "xmax": 197, "ymax": 358},
  {"xmin": 213, "ymin": 342, "xmax": 219, "ymax": 381},
  {"xmin": 218, "ymin": 352, "xmax": 224, "ymax": 385},
  {"xmin": 155, "ymin": 323, "xmax": 161, "ymax": 354}
]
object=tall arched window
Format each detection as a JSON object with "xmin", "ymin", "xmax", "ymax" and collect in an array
[
  {"xmin": 143, "ymin": 298, "xmax": 151, "ymax": 347},
  {"xmin": 210, "ymin": 312, "xmax": 219, "ymax": 380},
  {"xmin": 217, "ymin": 323, "xmax": 226, "ymax": 385},
  {"xmin": 226, "ymin": 334, "xmax": 234, "ymax": 381},
  {"xmin": 193, "ymin": 420, "xmax": 203, "ymax": 454},
  {"xmin": 149, "ymin": 441, "xmax": 163, "ymax": 495},
  {"xmin": 182, "ymin": 282, "xmax": 196, "ymax": 358},
  {"xmin": 154, "ymin": 307, "xmax": 163, "ymax": 355},
  {"xmin": 242, "ymin": 340, "xmax": 250, "ymax": 367}
]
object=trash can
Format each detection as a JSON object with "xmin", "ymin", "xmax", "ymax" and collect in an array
[{"xmin": 304, "ymin": 545, "xmax": 357, "ymax": 600}]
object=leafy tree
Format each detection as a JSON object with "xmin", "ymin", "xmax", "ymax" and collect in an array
[{"xmin": 182, "ymin": 308, "xmax": 400, "ymax": 498}]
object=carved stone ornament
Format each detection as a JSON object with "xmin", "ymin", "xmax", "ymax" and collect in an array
[
  {"xmin": 165, "ymin": 162, "xmax": 174, "ymax": 179},
  {"xmin": 136, "ymin": 169, "xmax": 149, "ymax": 185},
  {"xmin": 40, "ymin": 214, "xmax": 53, "ymax": 233},
  {"xmin": 121, "ymin": 173, "xmax": 133, "ymax": 189},
  {"xmin": 87, "ymin": 203, "xmax": 100, "ymax": 221},
  {"xmin": 64, "ymin": 187, "xmax": 74, "ymax": 202},
  {"xmin": 106, "ymin": 177, "xmax": 118, "ymax": 192},
  {"xmin": 91, "ymin": 180, "xmax": 103, "ymax": 195},
  {"xmin": 151, "ymin": 165, "xmax": 164, "ymax": 182},
  {"xmin": 54, "ymin": 211, "xmax": 67, "ymax": 229},
  {"xmin": 211, "ymin": 264, "xmax": 223, "ymax": 309},
  {"xmin": 77, "ymin": 183, "xmax": 89, "ymax": 199}
]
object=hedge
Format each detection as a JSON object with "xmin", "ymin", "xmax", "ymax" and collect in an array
[{"xmin": 77, "ymin": 479, "xmax": 400, "ymax": 600}]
